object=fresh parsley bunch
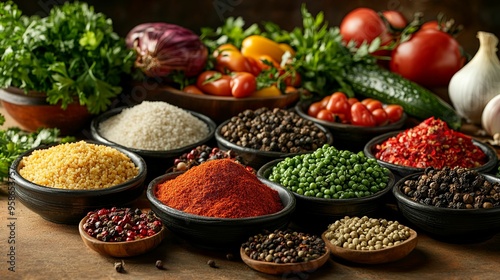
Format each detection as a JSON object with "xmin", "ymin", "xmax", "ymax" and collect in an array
[
  {"xmin": 0, "ymin": 114, "xmax": 75, "ymax": 182},
  {"xmin": 0, "ymin": 1, "xmax": 135, "ymax": 114}
]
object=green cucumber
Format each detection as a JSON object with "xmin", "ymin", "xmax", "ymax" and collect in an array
[{"xmin": 344, "ymin": 63, "xmax": 462, "ymax": 130}]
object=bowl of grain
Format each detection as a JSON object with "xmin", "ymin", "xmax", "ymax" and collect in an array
[
  {"xmin": 147, "ymin": 159, "xmax": 296, "ymax": 249},
  {"xmin": 90, "ymin": 101, "xmax": 217, "ymax": 179},
  {"xmin": 9, "ymin": 140, "xmax": 147, "ymax": 224}
]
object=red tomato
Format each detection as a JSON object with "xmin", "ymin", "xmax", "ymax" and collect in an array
[
  {"xmin": 364, "ymin": 99, "xmax": 384, "ymax": 112},
  {"xmin": 371, "ymin": 108, "xmax": 389, "ymax": 126},
  {"xmin": 384, "ymin": 104, "xmax": 404, "ymax": 123},
  {"xmin": 196, "ymin": 71, "xmax": 232, "ymax": 96},
  {"xmin": 256, "ymin": 55, "xmax": 280, "ymax": 70},
  {"xmin": 390, "ymin": 29, "xmax": 465, "ymax": 88},
  {"xmin": 183, "ymin": 85, "xmax": 204, "ymax": 95},
  {"xmin": 307, "ymin": 101, "xmax": 324, "ymax": 118},
  {"xmin": 230, "ymin": 72, "xmax": 257, "ymax": 98},
  {"xmin": 340, "ymin": 7, "xmax": 393, "ymax": 48},
  {"xmin": 245, "ymin": 56, "xmax": 263, "ymax": 76},
  {"xmin": 347, "ymin": 97, "xmax": 359, "ymax": 106},
  {"xmin": 316, "ymin": 109, "xmax": 335, "ymax": 122},
  {"xmin": 382, "ymin": 10, "xmax": 408, "ymax": 29},
  {"xmin": 283, "ymin": 70, "xmax": 302, "ymax": 88},
  {"xmin": 321, "ymin": 96, "xmax": 331, "ymax": 107},
  {"xmin": 350, "ymin": 102, "xmax": 376, "ymax": 127},
  {"xmin": 326, "ymin": 92, "xmax": 350, "ymax": 116},
  {"xmin": 420, "ymin": 20, "xmax": 444, "ymax": 31},
  {"xmin": 214, "ymin": 44, "xmax": 251, "ymax": 73}
]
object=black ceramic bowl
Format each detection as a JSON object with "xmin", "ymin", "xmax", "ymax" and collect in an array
[
  {"xmin": 90, "ymin": 106, "xmax": 216, "ymax": 179},
  {"xmin": 393, "ymin": 172, "xmax": 500, "ymax": 243},
  {"xmin": 215, "ymin": 119, "xmax": 334, "ymax": 170},
  {"xmin": 146, "ymin": 172, "xmax": 296, "ymax": 249},
  {"xmin": 9, "ymin": 142, "xmax": 147, "ymax": 224},
  {"xmin": 364, "ymin": 131, "xmax": 498, "ymax": 181},
  {"xmin": 258, "ymin": 159, "xmax": 395, "ymax": 232},
  {"xmin": 295, "ymin": 99, "xmax": 407, "ymax": 152}
]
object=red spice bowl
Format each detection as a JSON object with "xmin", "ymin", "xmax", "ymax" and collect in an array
[
  {"xmin": 146, "ymin": 163, "xmax": 296, "ymax": 250},
  {"xmin": 363, "ymin": 130, "xmax": 498, "ymax": 181}
]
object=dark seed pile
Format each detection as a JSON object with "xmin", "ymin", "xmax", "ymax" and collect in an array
[
  {"xmin": 83, "ymin": 207, "xmax": 163, "ymax": 242},
  {"xmin": 220, "ymin": 107, "xmax": 328, "ymax": 153},
  {"xmin": 241, "ymin": 229, "xmax": 326, "ymax": 264},
  {"xmin": 401, "ymin": 167, "xmax": 500, "ymax": 209}
]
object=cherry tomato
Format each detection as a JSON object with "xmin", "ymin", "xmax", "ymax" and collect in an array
[
  {"xmin": 326, "ymin": 92, "xmax": 350, "ymax": 116},
  {"xmin": 316, "ymin": 109, "xmax": 335, "ymax": 122},
  {"xmin": 420, "ymin": 20, "xmax": 444, "ymax": 31},
  {"xmin": 382, "ymin": 10, "xmax": 408, "ymax": 29},
  {"xmin": 384, "ymin": 104, "xmax": 404, "ymax": 123},
  {"xmin": 340, "ymin": 7, "xmax": 393, "ymax": 48},
  {"xmin": 283, "ymin": 70, "xmax": 302, "ymax": 88},
  {"xmin": 390, "ymin": 29, "xmax": 465, "ymax": 88},
  {"xmin": 320, "ymin": 96, "xmax": 331, "ymax": 107},
  {"xmin": 347, "ymin": 97, "xmax": 359, "ymax": 106},
  {"xmin": 214, "ymin": 44, "xmax": 251, "ymax": 73},
  {"xmin": 364, "ymin": 99, "xmax": 384, "ymax": 112},
  {"xmin": 256, "ymin": 55, "xmax": 280, "ymax": 70},
  {"xmin": 245, "ymin": 56, "xmax": 263, "ymax": 76},
  {"xmin": 183, "ymin": 85, "xmax": 204, "ymax": 95},
  {"xmin": 371, "ymin": 108, "xmax": 389, "ymax": 126},
  {"xmin": 196, "ymin": 71, "xmax": 232, "ymax": 96},
  {"xmin": 350, "ymin": 102, "xmax": 376, "ymax": 127},
  {"xmin": 307, "ymin": 101, "xmax": 324, "ymax": 118},
  {"xmin": 230, "ymin": 72, "xmax": 257, "ymax": 98}
]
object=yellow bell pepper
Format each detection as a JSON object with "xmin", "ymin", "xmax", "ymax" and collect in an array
[
  {"xmin": 241, "ymin": 35, "xmax": 285, "ymax": 64},
  {"xmin": 250, "ymin": 86, "xmax": 282, "ymax": 97}
]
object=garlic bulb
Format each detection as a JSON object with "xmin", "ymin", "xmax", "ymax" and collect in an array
[
  {"xmin": 481, "ymin": 94, "xmax": 500, "ymax": 136},
  {"xmin": 449, "ymin": 31, "xmax": 500, "ymax": 125}
]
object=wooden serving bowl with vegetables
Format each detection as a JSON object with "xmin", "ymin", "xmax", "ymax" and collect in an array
[{"xmin": 295, "ymin": 92, "xmax": 407, "ymax": 152}]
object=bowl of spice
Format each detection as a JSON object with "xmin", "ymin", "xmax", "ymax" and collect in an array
[
  {"xmin": 9, "ymin": 141, "xmax": 147, "ymax": 224},
  {"xmin": 240, "ymin": 229, "xmax": 330, "ymax": 275},
  {"xmin": 215, "ymin": 107, "xmax": 333, "ymax": 169},
  {"xmin": 295, "ymin": 96, "xmax": 407, "ymax": 152},
  {"xmin": 146, "ymin": 159, "xmax": 296, "ymax": 249},
  {"xmin": 79, "ymin": 207, "xmax": 166, "ymax": 257},
  {"xmin": 364, "ymin": 117, "xmax": 498, "ymax": 181},
  {"xmin": 90, "ymin": 101, "xmax": 216, "ymax": 179},
  {"xmin": 322, "ymin": 216, "xmax": 418, "ymax": 264},
  {"xmin": 258, "ymin": 144, "xmax": 395, "ymax": 232},
  {"xmin": 393, "ymin": 167, "xmax": 500, "ymax": 243}
]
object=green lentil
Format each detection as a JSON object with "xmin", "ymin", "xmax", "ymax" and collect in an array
[{"xmin": 267, "ymin": 144, "xmax": 390, "ymax": 199}]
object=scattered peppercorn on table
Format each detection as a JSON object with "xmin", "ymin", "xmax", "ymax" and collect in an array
[{"xmin": 1, "ymin": 105, "xmax": 499, "ymax": 279}]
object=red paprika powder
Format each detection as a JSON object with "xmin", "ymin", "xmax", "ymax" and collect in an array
[
  {"xmin": 374, "ymin": 117, "xmax": 487, "ymax": 169},
  {"xmin": 155, "ymin": 159, "xmax": 283, "ymax": 218}
]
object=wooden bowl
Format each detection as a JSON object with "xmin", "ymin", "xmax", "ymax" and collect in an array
[
  {"xmin": 78, "ymin": 215, "xmax": 167, "ymax": 257},
  {"xmin": 321, "ymin": 229, "xmax": 418, "ymax": 264},
  {"xmin": 138, "ymin": 85, "xmax": 300, "ymax": 123},
  {"xmin": 0, "ymin": 87, "xmax": 92, "ymax": 135},
  {"xmin": 240, "ymin": 246, "xmax": 330, "ymax": 275}
]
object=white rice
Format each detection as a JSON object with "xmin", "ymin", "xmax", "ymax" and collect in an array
[{"xmin": 99, "ymin": 101, "xmax": 209, "ymax": 151}]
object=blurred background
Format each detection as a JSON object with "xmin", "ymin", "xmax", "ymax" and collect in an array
[{"xmin": 14, "ymin": 0, "xmax": 500, "ymax": 56}]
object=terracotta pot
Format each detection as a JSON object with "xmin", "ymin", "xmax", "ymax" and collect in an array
[{"xmin": 0, "ymin": 87, "xmax": 92, "ymax": 135}]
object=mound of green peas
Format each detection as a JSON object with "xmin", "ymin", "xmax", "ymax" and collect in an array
[{"xmin": 267, "ymin": 144, "xmax": 390, "ymax": 199}]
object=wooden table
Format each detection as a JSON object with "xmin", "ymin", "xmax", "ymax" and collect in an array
[{"xmin": 1, "ymin": 105, "xmax": 499, "ymax": 280}]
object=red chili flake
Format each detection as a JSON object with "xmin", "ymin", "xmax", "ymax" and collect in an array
[{"xmin": 374, "ymin": 117, "xmax": 487, "ymax": 169}]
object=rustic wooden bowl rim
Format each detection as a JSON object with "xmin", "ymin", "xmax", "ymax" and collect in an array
[{"xmin": 240, "ymin": 245, "xmax": 330, "ymax": 274}]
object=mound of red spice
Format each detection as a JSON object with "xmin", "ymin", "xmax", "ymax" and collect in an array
[
  {"xmin": 374, "ymin": 117, "xmax": 487, "ymax": 169},
  {"xmin": 155, "ymin": 159, "xmax": 283, "ymax": 218}
]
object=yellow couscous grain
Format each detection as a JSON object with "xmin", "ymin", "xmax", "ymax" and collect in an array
[{"xmin": 19, "ymin": 141, "xmax": 139, "ymax": 190}]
